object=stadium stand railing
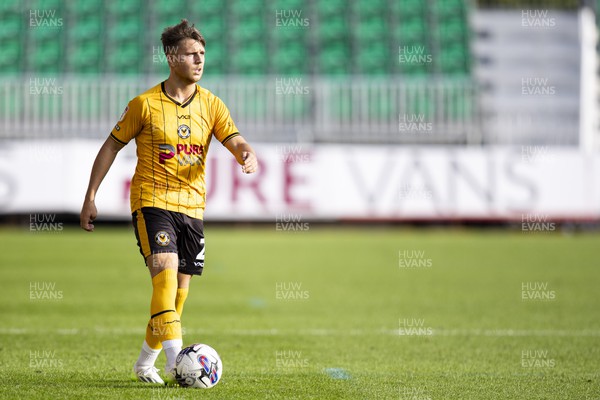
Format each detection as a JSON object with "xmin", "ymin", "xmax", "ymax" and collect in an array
[{"xmin": 0, "ymin": 76, "xmax": 480, "ymax": 144}]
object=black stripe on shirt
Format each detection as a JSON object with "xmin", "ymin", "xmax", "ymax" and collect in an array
[{"xmin": 221, "ymin": 132, "xmax": 240, "ymax": 145}]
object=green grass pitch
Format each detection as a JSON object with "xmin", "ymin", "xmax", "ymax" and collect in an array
[{"xmin": 0, "ymin": 225, "xmax": 599, "ymax": 399}]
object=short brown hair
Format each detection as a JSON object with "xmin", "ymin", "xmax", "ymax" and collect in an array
[{"xmin": 161, "ymin": 19, "xmax": 205, "ymax": 54}]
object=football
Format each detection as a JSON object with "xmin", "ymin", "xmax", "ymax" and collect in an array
[{"xmin": 174, "ymin": 343, "xmax": 223, "ymax": 389}]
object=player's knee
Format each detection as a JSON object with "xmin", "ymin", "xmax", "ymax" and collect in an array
[{"xmin": 146, "ymin": 252, "xmax": 178, "ymax": 275}]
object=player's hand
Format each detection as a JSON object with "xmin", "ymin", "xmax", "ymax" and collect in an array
[
  {"xmin": 241, "ymin": 151, "xmax": 258, "ymax": 174},
  {"xmin": 80, "ymin": 200, "xmax": 97, "ymax": 232}
]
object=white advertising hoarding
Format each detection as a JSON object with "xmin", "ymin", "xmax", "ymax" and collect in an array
[{"xmin": 0, "ymin": 140, "xmax": 598, "ymax": 221}]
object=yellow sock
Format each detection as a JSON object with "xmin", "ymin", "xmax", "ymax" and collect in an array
[
  {"xmin": 145, "ymin": 269, "xmax": 181, "ymax": 349},
  {"xmin": 146, "ymin": 287, "xmax": 189, "ymax": 350},
  {"xmin": 175, "ymin": 287, "xmax": 189, "ymax": 317}
]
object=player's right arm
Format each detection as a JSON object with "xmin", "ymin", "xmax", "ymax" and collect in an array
[
  {"xmin": 80, "ymin": 97, "xmax": 144, "ymax": 231},
  {"xmin": 80, "ymin": 137, "xmax": 125, "ymax": 231}
]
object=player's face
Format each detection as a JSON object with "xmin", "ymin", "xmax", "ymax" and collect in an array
[{"xmin": 168, "ymin": 38, "xmax": 205, "ymax": 83}]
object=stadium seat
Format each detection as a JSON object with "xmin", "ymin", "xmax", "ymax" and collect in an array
[
  {"xmin": 317, "ymin": 43, "xmax": 351, "ymax": 75},
  {"xmin": 35, "ymin": 0, "xmax": 63, "ymax": 11},
  {"xmin": 317, "ymin": 15, "xmax": 349, "ymax": 41},
  {"xmin": 230, "ymin": 15, "xmax": 266, "ymax": 45},
  {"xmin": 0, "ymin": 0, "xmax": 20, "ymax": 13},
  {"xmin": 106, "ymin": 43, "xmax": 142, "ymax": 74},
  {"xmin": 316, "ymin": 0, "xmax": 347, "ymax": 17},
  {"xmin": 439, "ymin": 45, "xmax": 469, "ymax": 74},
  {"xmin": 106, "ymin": 0, "xmax": 140, "ymax": 16},
  {"xmin": 106, "ymin": 17, "xmax": 142, "ymax": 41},
  {"xmin": 153, "ymin": 0, "xmax": 187, "ymax": 28},
  {"xmin": 432, "ymin": 0, "xmax": 465, "ymax": 18},
  {"xmin": 231, "ymin": 0, "xmax": 265, "ymax": 17},
  {"xmin": 69, "ymin": 17, "xmax": 102, "ymax": 41},
  {"xmin": 353, "ymin": 17, "xmax": 388, "ymax": 42},
  {"xmin": 198, "ymin": 16, "xmax": 226, "ymax": 41},
  {"xmin": 272, "ymin": 42, "xmax": 308, "ymax": 75},
  {"xmin": 0, "ymin": 40, "xmax": 21, "ymax": 73},
  {"xmin": 0, "ymin": 12, "xmax": 20, "ymax": 40},
  {"xmin": 205, "ymin": 43, "xmax": 225, "ymax": 74},
  {"xmin": 229, "ymin": 43, "xmax": 268, "ymax": 75},
  {"xmin": 29, "ymin": 39, "xmax": 62, "ymax": 71},
  {"xmin": 190, "ymin": 0, "xmax": 224, "ymax": 18},
  {"xmin": 396, "ymin": 17, "xmax": 427, "ymax": 43},
  {"xmin": 71, "ymin": 0, "xmax": 102, "ymax": 16},
  {"xmin": 353, "ymin": 0, "xmax": 387, "ymax": 17},
  {"xmin": 67, "ymin": 41, "xmax": 102, "ymax": 73},
  {"xmin": 354, "ymin": 42, "xmax": 389, "ymax": 75},
  {"xmin": 271, "ymin": 21, "xmax": 308, "ymax": 43},
  {"xmin": 394, "ymin": 0, "xmax": 426, "ymax": 16},
  {"xmin": 438, "ymin": 17, "xmax": 467, "ymax": 42},
  {"xmin": 272, "ymin": 0, "xmax": 305, "ymax": 9}
]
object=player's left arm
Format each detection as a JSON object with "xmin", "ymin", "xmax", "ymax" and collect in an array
[{"xmin": 223, "ymin": 135, "xmax": 258, "ymax": 174}]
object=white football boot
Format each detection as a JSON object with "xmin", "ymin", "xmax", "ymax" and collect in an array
[{"xmin": 132, "ymin": 364, "xmax": 165, "ymax": 385}]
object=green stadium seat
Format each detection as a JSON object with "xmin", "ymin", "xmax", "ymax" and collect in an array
[
  {"xmin": 271, "ymin": 21, "xmax": 308, "ymax": 43},
  {"xmin": 439, "ymin": 45, "xmax": 468, "ymax": 72},
  {"xmin": 229, "ymin": 43, "xmax": 268, "ymax": 74},
  {"xmin": 432, "ymin": 0, "xmax": 465, "ymax": 18},
  {"xmin": 30, "ymin": 40, "xmax": 61, "ymax": 69},
  {"xmin": 106, "ymin": 43, "xmax": 142, "ymax": 73},
  {"xmin": 231, "ymin": 0, "xmax": 265, "ymax": 17},
  {"xmin": 354, "ymin": 17, "xmax": 387, "ymax": 42},
  {"xmin": 316, "ymin": 0, "xmax": 347, "ymax": 17},
  {"xmin": 230, "ymin": 16, "xmax": 266, "ymax": 44},
  {"xmin": 67, "ymin": 41, "xmax": 102, "ymax": 72},
  {"xmin": 0, "ymin": 40, "xmax": 21, "ymax": 73},
  {"xmin": 317, "ymin": 15, "xmax": 349, "ymax": 41},
  {"xmin": 393, "ymin": 0, "xmax": 426, "ymax": 17},
  {"xmin": 69, "ymin": 17, "xmax": 102, "ymax": 41},
  {"xmin": 0, "ymin": 0, "xmax": 21, "ymax": 13},
  {"xmin": 353, "ymin": 0, "xmax": 387, "ymax": 17},
  {"xmin": 438, "ymin": 17, "xmax": 467, "ymax": 41},
  {"xmin": 204, "ymin": 42, "xmax": 225, "ymax": 69},
  {"xmin": 272, "ymin": 42, "xmax": 307, "ymax": 75},
  {"xmin": 0, "ymin": 13, "xmax": 21, "ymax": 40},
  {"xmin": 354, "ymin": 42, "xmax": 389, "ymax": 74},
  {"xmin": 397, "ymin": 17, "xmax": 427, "ymax": 43},
  {"xmin": 198, "ymin": 16, "xmax": 226, "ymax": 40},
  {"xmin": 272, "ymin": 0, "xmax": 305, "ymax": 9},
  {"xmin": 106, "ymin": 0, "xmax": 141, "ymax": 16},
  {"xmin": 190, "ymin": 0, "xmax": 224, "ymax": 18},
  {"xmin": 0, "ymin": 0, "xmax": 473, "ymax": 77},
  {"xmin": 317, "ymin": 43, "xmax": 350, "ymax": 75},
  {"xmin": 107, "ymin": 17, "xmax": 142, "ymax": 41},
  {"xmin": 71, "ymin": 0, "xmax": 101, "ymax": 16},
  {"xmin": 153, "ymin": 0, "xmax": 186, "ymax": 28},
  {"xmin": 154, "ymin": 0, "xmax": 185, "ymax": 17},
  {"xmin": 35, "ymin": 0, "xmax": 63, "ymax": 10}
]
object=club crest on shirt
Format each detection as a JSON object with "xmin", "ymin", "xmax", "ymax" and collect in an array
[
  {"xmin": 177, "ymin": 124, "xmax": 191, "ymax": 139},
  {"xmin": 155, "ymin": 231, "xmax": 170, "ymax": 246}
]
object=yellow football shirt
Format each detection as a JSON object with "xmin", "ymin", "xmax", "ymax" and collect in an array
[{"xmin": 110, "ymin": 82, "xmax": 240, "ymax": 219}]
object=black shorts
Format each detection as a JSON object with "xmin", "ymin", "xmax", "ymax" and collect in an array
[{"xmin": 132, "ymin": 207, "xmax": 205, "ymax": 276}]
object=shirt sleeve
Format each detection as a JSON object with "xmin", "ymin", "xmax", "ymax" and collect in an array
[
  {"xmin": 211, "ymin": 95, "xmax": 240, "ymax": 145},
  {"xmin": 110, "ymin": 96, "xmax": 145, "ymax": 145}
]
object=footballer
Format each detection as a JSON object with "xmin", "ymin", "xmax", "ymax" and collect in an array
[{"xmin": 79, "ymin": 20, "xmax": 258, "ymax": 385}]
